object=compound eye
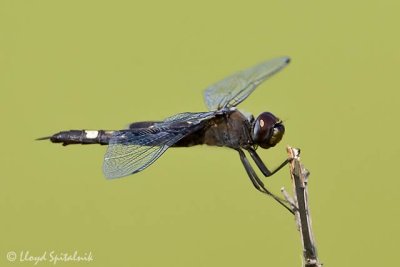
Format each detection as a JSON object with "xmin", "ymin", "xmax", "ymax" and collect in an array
[{"xmin": 252, "ymin": 112, "xmax": 284, "ymax": 149}]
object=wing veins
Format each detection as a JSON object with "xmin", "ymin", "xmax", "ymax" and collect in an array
[{"xmin": 203, "ymin": 57, "xmax": 290, "ymax": 110}]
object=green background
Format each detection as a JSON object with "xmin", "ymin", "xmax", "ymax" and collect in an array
[{"xmin": 1, "ymin": 1, "xmax": 399, "ymax": 266}]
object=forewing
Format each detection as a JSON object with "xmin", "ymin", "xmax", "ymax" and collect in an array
[
  {"xmin": 103, "ymin": 112, "xmax": 215, "ymax": 179},
  {"xmin": 203, "ymin": 57, "xmax": 290, "ymax": 110},
  {"xmin": 162, "ymin": 111, "xmax": 216, "ymax": 123}
]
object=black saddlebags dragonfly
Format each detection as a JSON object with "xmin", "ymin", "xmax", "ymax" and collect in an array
[{"xmin": 38, "ymin": 57, "xmax": 293, "ymax": 212}]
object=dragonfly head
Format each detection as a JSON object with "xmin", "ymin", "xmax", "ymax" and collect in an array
[{"xmin": 252, "ymin": 112, "xmax": 285, "ymax": 149}]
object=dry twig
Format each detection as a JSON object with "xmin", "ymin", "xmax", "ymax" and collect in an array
[{"xmin": 281, "ymin": 146, "xmax": 322, "ymax": 267}]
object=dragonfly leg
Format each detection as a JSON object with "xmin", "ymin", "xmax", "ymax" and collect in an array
[
  {"xmin": 247, "ymin": 147, "xmax": 290, "ymax": 177},
  {"xmin": 237, "ymin": 149, "xmax": 294, "ymax": 214}
]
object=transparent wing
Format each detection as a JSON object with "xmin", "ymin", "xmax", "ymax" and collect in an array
[
  {"xmin": 162, "ymin": 111, "xmax": 216, "ymax": 123},
  {"xmin": 203, "ymin": 57, "xmax": 290, "ymax": 110},
  {"xmin": 103, "ymin": 128, "xmax": 184, "ymax": 179},
  {"xmin": 103, "ymin": 111, "xmax": 215, "ymax": 179}
]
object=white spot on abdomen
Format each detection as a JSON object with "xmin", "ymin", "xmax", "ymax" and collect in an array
[{"xmin": 85, "ymin": 130, "xmax": 99, "ymax": 139}]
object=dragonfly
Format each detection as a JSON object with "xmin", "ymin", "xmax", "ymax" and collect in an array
[{"xmin": 38, "ymin": 57, "xmax": 293, "ymax": 212}]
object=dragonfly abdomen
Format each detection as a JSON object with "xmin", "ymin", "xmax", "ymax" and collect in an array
[{"xmin": 37, "ymin": 130, "xmax": 115, "ymax": 146}]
